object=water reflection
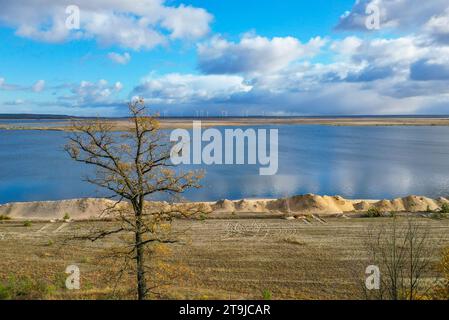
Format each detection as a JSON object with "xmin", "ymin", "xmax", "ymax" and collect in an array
[{"xmin": 1, "ymin": 125, "xmax": 449, "ymax": 203}]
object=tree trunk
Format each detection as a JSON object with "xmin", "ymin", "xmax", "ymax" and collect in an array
[{"xmin": 134, "ymin": 199, "xmax": 147, "ymax": 300}]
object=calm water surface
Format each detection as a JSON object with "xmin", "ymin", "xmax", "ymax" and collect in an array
[{"xmin": 1, "ymin": 125, "xmax": 449, "ymax": 203}]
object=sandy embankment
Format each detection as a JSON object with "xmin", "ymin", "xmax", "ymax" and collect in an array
[{"xmin": 0, "ymin": 194, "xmax": 448, "ymax": 221}]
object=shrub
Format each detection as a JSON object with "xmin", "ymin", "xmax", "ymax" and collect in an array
[
  {"xmin": 262, "ymin": 289, "xmax": 272, "ymax": 300},
  {"xmin": 0, "ymin": 215, "xmax": 11, "ymax": 221},
  {"xmin": 0, "ymin": 284, "xmax": 10, "ymax": 300},
  {"xmin": 23, "ymin": 221, "xmax": 32, "ymax": 227},
  {"xmin": 431, "ymin": 211, "xmax": 447, "ymax": 220},
  {"xmin": 440, "ymin": 203, "xmax": 449, "ymax": 214},
  {"xmin": 0, "ymin": 276, "xmax": 53, "ymax": 300},
  {"xmin": 365, "ymin": 207, "xmax": 382, "ymax": 218},
  {"xmin": 63, "ymin": 213, "xmax": 71, "ymax": 220}
]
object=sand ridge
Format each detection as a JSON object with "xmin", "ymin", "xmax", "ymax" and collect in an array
[{"xmin": 1, "ymin": 194, "xmax": 448, "ymax": 221}]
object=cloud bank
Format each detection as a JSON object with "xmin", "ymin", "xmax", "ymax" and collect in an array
[{"xmin": 0, "ymin": 0, "xmax": 213, "ymax": 49}]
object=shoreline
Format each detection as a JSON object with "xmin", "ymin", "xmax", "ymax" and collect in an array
[{"xmin": 2, "ymin": 117, "xmax": 449, "ymax": 131}]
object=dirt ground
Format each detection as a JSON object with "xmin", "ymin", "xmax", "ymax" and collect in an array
[{"xmin": 0, "ymin": 217, "xmax": 448, "ymax": 300}]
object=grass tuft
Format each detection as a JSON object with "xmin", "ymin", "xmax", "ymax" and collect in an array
[
  {"xmin": 23, "ymin": 221, "xmax": 32, "ymax": 227},
  {"xmin": 262, "ymin": 289, "xmax": 272, "ymax": 300}
]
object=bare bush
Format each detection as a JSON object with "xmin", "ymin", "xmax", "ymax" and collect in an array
[{"xmin": 362, "ymin": 217, "xmax": 439, "ymax": 300}]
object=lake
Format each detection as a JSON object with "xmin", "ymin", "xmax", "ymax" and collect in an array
[{"xmin": 1, "ymin": 125, "xmax": 449, "ymax": 203}]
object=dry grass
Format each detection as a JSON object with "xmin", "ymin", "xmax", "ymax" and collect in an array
[{"xmin": 0, "ymin": 217, "xmax": 448, "ymax": 300}]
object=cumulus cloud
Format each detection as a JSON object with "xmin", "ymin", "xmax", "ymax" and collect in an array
[
  {"xmin": 160, "ymin": 4, "xmax": 213, "ymax": 40},
  {"xmin": 336, "ymin": 0, "xmax": 449, "ymax": 31},
  {"xmin": 337, "ymin": 0, "xmax": 449, "ymax": 46},
  {"xmin": 107, "ymin": 52, "xmax": 131, "ymax": 64},
  {"xmin": 56, "ymin": 79, "xmax": 124, "ymax": 107},
  {"xmin": 131, "ymin": 73, "xmax": 252, "ymax": 104},
  {"xmin": 198, "ymin": 34, "xmax": 326, "ymax": 74},
  {"xmin": 122, "ymin": 25, "xmax": 449, "ymax": 116},
  {"xmin": 423, "ymin": 8, "xmax": 449, "ymax": 44},
  {"xmin": 0, "ymin": 0, "xmax": 213, "ymax": 49}
]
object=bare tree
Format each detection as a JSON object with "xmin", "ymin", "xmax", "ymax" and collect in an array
[
  {"xmin": 362, "ymin": 217, "xmax": 438, "ymax": 300},
  {"xmin": 65, "ymin": 100, "xmax": 206, "ymax": 300}
]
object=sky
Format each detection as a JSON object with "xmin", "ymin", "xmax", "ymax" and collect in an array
[{"xmin": 0, "ymin": 0, "xmax": 449, "ymax": 116}]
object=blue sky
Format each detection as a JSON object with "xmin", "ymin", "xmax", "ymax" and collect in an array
[{"xmin": 1, "ymin": 0, "xmax": 449, "ymax": 116}]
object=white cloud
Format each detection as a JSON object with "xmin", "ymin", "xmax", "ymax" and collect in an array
[
  {"xmin": 346, "ymin": 36, "xmax": 426, "ymax": 68},
  {"xmin": 107, "ymin": 52, "xmax": 131, "ymax": 64},
  {"xmin": 56, "ymin": 79, "xmax": 124, "ymax": 107},
  {"xmin": 424, "ymin": 8, "xmax": 449, "ymax": 44},
  {"xmin": 0, "ymin": 0, "xmax": 213, "ymax": 49},
  {"xmin": 161, "ymin": 4, "xmax": 213, "ymax": 40},
  {"xmin": 336, "ymin": 0, "xmax": 449, "ymax": 32},
  {"xmin": 330, "ymin": 36, "xmax": 363, "ymax": 56},
  {"xmin": 132, "ymin": 73, "xmax": 252, "ymax": 103},
  {"xmin": 198, "ymin": 34, "xmax": 326, "ymax": 74},
  {"xmin": 114, "ymin": 82, "xmax": 124, "ymax": 91}
]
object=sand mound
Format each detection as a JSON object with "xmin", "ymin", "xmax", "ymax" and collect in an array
[
  {"xmin": 0, "ymin": 198, "xmax": 214, "ymax": 220},
  {"xmin": 212, "ymin": 199, "xmax": 236, "ymax": 212},
  {"xmin": 329, "ymin": 195, "xmax": 356, "ymax": 212},
  {"xmin": 0, "ymin": 198, "xmax": 118, "ymax": 220},
  {"xmin": 2, "ymin": 194, "xmax": 448, "ymax": 221},
  {"xmin": 234, "ymin": 199, "xmax": 267, "ymax": 212},
  {"xmin": 401, "ymin": 195, "xmax": 439, "ymax": 212},
  {"xmin": 354, "ymin": 201, "xmax": 372, "ymax": 211},
  {"xmin": 437, "ymin": 197, "xmax": 449, "ymax": 204},
  {"xmin": 267, "ymin": 194, "xmax": 354, "ymax": 214},
  {"xmin": 169, "ymin": 202, "xmax": 213, "ymax": 215},
  {"xmin": 391, "ymin": 198, "xmax": 407, "ymax": 211},
  {"xmin": 356, "ymin": 195, "xmax": 441, "ymax": 213},
  {"xmin": 372, "ymin": 199, "xmax": 397, "ymax": 212}
]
